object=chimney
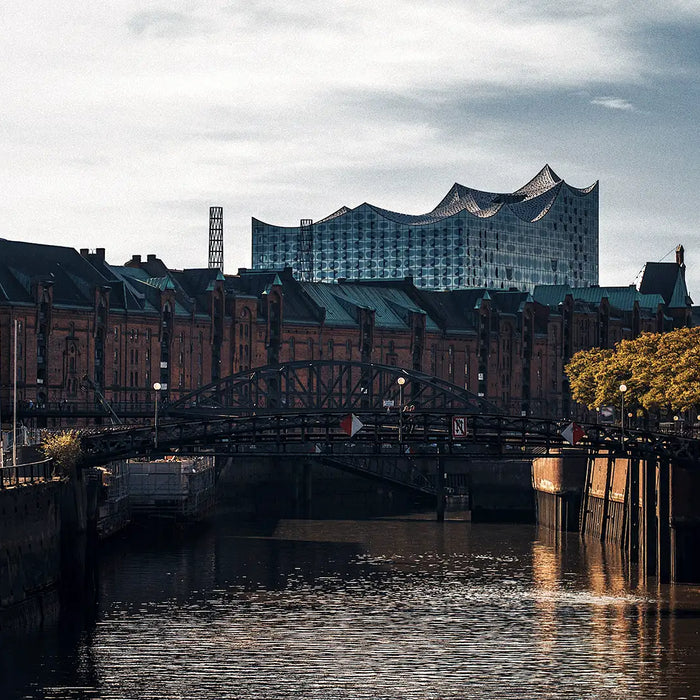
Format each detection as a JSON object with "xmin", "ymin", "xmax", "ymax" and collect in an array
[
  {"xmin": 147, "ymin": 254, "xmax": 157, "ymax": 262},
  {"xmin": 676, "ymin": 244, "xmax": 685, "ymax": 267},
  {"xmin": 80, "ymin": 248, "xmax": 106, "ymax": 264}
]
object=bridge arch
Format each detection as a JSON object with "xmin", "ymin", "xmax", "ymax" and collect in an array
[{"xmin": 166, "ymin": 360, "xmax": 497, "ymax": 416}]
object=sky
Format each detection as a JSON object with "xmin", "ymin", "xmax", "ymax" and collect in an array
[{"xmin": 2, "ymin": 1, "xmax": 699, "ymax": 294}]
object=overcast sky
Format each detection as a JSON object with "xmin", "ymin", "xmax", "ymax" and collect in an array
[{"xmin": 2, "ymin": 2, "xmax": 699, "ymax": 294}]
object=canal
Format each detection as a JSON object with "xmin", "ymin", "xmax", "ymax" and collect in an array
[{"xmin": 3, "ymin": 511, "xmax": 700, "ymax": 699}]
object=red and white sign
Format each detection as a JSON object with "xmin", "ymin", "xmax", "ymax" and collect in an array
[
  {"xmin": 452, "ymin": 415, "xmax": 468, "ymax": 438},
  {"xmin": 340, "ymin": 413, "xmax": 364, "ymax": 437},
  {"xmin": 561, "ymin": 421, "xmax": 585, "ymax": 446}
]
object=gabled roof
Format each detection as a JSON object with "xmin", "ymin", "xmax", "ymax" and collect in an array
[
  {"xmin": 532, "ymin": 283, "xmax": 665, "ymax": 313},
  {"xmin": 412, "ymin": 289, "xmax": 489, "ymax": 332},
  {"xmin": 112, "ymin": 266, "xmax": 193, "ymax": 316},
  {"xmin": 334, "ymin": 282, "xmax": 439, "ymax": 330},
  {"xmin": 639, "ymin": 262, "xmax": 692, "ymax": 308},
  {"xmin": 490, "ymin": 290, "xmax": 533, "ymax": 316},
  {"xmin": 0, "ymin": 238, "xmax": 110, "ymax": 307},
  {"xmin": 227, "ymin": 268, "xmax": 323, "ymax": 324}
]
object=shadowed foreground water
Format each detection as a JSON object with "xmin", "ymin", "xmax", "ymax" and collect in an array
[{"xmin": 4, "ymin": 513, "xmax": 700, "ymax": 699}]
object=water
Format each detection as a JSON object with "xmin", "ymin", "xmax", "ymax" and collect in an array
[{"xmin": 4, "ymin": 513, "xmax": 700, "ymax": 700}]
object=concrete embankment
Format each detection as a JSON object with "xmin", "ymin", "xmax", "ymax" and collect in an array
[
  {"xmin": 0, "ymin": 467, "xmax": 95, "ymax": 635},
  {"xmin": 218, "ymin": 455, "xmax": 534, "ymax": 521}
]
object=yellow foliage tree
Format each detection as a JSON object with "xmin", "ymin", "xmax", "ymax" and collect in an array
[
  {"xmin": 566, "ymin": 347, "xmax": 614, "ymax": 409},
  {"xmin": 40, "ymin": 430, "xmax": 83, "ymax": 474},
  {"xmin": 664, "ymin": 329, "xmax": 700, "ymax": 411},
  {"xmin": 565, "ymin": 327, "xmax": 700, "ymax": 416}
]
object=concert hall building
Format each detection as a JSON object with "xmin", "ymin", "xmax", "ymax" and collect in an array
[{"xmin": 251, "ymin": 165, "xmax": 599, "ymax": 292}]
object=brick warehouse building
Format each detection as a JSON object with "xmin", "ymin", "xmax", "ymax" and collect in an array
[{"xmin": 0, "ymin": 238, "xmax": 692, "ymax": 427}]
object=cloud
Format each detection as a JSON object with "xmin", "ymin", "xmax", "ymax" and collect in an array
[
  {"xmin": 1, "ymin": 1, "xmax": 699, "ymax": 294},
  {"xmin": 126, "ymin": 10, "xmax": 207, "ymax": 38},
  {"xmin": 590, "ymin": 96, "xmax": 636, "ymax": 111}
]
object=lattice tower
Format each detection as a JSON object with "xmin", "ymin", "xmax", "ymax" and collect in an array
[{"xmin": 209, "ymin": 206, "xmax": 224, "ymax": 271}]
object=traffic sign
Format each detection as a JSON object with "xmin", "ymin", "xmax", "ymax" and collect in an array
[
  {"xmin": 340, "ymin": 414, "xmax": 364, "ymax": 437},
  {"xmin": 452, "ymin": 415, "xmax": 467, "ymax": 438},
  {"xmin": 561, "ymin": 421, "xmax": 585, "ymax": 446}
]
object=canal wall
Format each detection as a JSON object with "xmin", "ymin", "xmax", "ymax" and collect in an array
[
  {"xmin": 218, "ymin": 456, "xmax": 420, "ymax": 518},
  {"xmin": 0, "ymin": 479, "xmax": 62, "ymax": 632},
  {"xmin": 0, "ymin": 468, "xmax": 95, "ymax": 634},
  {"xmin": 218, "ymin": 455, "xmax": 534, "ymax": 521},
  {"xmin": 533, "ymin": 452, "xmax": 700, "ymax": 584},
  {"xmin": 532, "ymin": 453, "xmax": 587, "ymax": 532},
  {"xmin": 579, "ymin": 456, "xmax": 628, "ymax": 544}
]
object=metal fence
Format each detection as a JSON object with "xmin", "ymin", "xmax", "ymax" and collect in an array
[{"xmin": 0, "ymin": 458, "xmax": 54, "ymax": 488}]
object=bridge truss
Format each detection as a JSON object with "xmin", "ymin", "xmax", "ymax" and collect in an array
[
  {"xmin": 167, "ymin": 360, "xmax": 497, "ymax": 415},
  {"xmin": 75, "ymin": 361, "xmax": 700, "ymax": 496}
]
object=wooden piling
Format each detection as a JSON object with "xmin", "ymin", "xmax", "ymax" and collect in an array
[
  {"xmin": 626, "ymin": 456, "xmax": 639, "ymax": 564},
  {"xmin": 599, "ymin": 454, "xmax": 614, "ymax": 542},
  {"xmin": 656, "ymin": 459, "xmax": 671, "ymax": 584},
  {"xmin": 578, "ymin": 454, "xmax": 593, "ymax": 535},
  {"xmin": 641, "ymin": 457, "xmax": 657, "ymax": 579}
]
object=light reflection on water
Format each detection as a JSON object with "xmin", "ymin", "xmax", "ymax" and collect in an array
[{"xmin": 5, "ymin": 515, "xmax": 700, "ymax": 700}]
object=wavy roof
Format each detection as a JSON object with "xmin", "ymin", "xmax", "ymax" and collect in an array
[
  {"xmin": 368, "ymin": 165, "xmax": 596, "ymax": 225},
  {"xmin": 254, "ymin": 165, "xmax": 597, "ymax": 229}
]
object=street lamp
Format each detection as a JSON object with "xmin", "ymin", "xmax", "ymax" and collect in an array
[
  {"xmin": 153, "ymin": 382, "xmax": 162, "ymax": 448},
  {"xmin": 397, "ymin": 376, "xmax": 406, "ymax": 443},
  {"xmin": 619, "ymin": 384, "xmax": 627, "ymax": 438}
]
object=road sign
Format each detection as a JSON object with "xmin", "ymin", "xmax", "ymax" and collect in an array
[
  {"xmin": 340, "ymin": 414, "xmax": 364, "ymax": 437},
  {"xmin": 452, "ymin": 415, "xmax": 467, "ymax": 438},
  {"xmin": 561, "ymin": 421, "xmax": 585, "ymax": 446}
]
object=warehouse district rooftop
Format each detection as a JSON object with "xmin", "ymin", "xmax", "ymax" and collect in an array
[{"xmin": 0, "ymin": 234, "xmax": 693, "ymax": 422}]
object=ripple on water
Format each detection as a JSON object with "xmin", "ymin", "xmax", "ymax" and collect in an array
[{"xmin": 9, "ymin": 521, "xmax": 700, "ymax": 700}]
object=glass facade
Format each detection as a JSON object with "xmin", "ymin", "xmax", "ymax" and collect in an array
[{"xmin": 252, "ymin": 166, "xmax": 599, "ymax": 292}]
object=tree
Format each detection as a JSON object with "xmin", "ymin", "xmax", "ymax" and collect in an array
[
  {"xmin": 565, "ymin": 327, "xmax": 700, "ymax": 416},
  {"xmin": 566, "ymin": 347, "xmax": 614, "ymax": 409},
  {"xmin": 40, "ymin": 430, "xmax": 83, "ymax": 475}
]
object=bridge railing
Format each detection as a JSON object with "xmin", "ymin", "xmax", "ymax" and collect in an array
[{"xmin": 0, "ymin": 458, "xmax": 54, "ymax": 489}]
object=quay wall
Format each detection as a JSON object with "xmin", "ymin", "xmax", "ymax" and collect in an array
[
  {"xmin": 0, "ymin": 470, "xmax": 93, "ymax": 634},
  {"xmin": 532, "ymin": 453, "xmax": 587, "ymax": 531},
  {"xmin": 218, "ymin": 455, "xmax": 534, "ymax": 521},
  {"xmin": 0, "ymin": 480, "xmax": 63, "ymax": 633}
]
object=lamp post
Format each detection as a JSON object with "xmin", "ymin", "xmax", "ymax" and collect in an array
[
  {"xmin": 153, "ymin": 382, "xmax": 162, "ymax": 448},
  {"xmin": 619, "ymin": 383, "xmax": 627, "ymax": 438},
  {"xmin": 397, "ymin": 376, "xmax": 406, "ymax": 443},
  {"xmin": 12, "ymin": 319, "xmax": 18, "ymax": 466}
]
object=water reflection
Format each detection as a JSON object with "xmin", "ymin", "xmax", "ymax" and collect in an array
[{"xmin": 3, "ymin": 514, "xmax": 700, "ymax": 699}]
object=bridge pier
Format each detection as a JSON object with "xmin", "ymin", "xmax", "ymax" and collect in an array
[{"xmin": 625, "ymin": 456, "xmax": 639, "ymax": 568}]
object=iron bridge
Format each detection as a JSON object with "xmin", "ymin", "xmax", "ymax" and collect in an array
[{"xmin": 78, "ymin": 361, "xmax": 700, "ymax": 493}]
